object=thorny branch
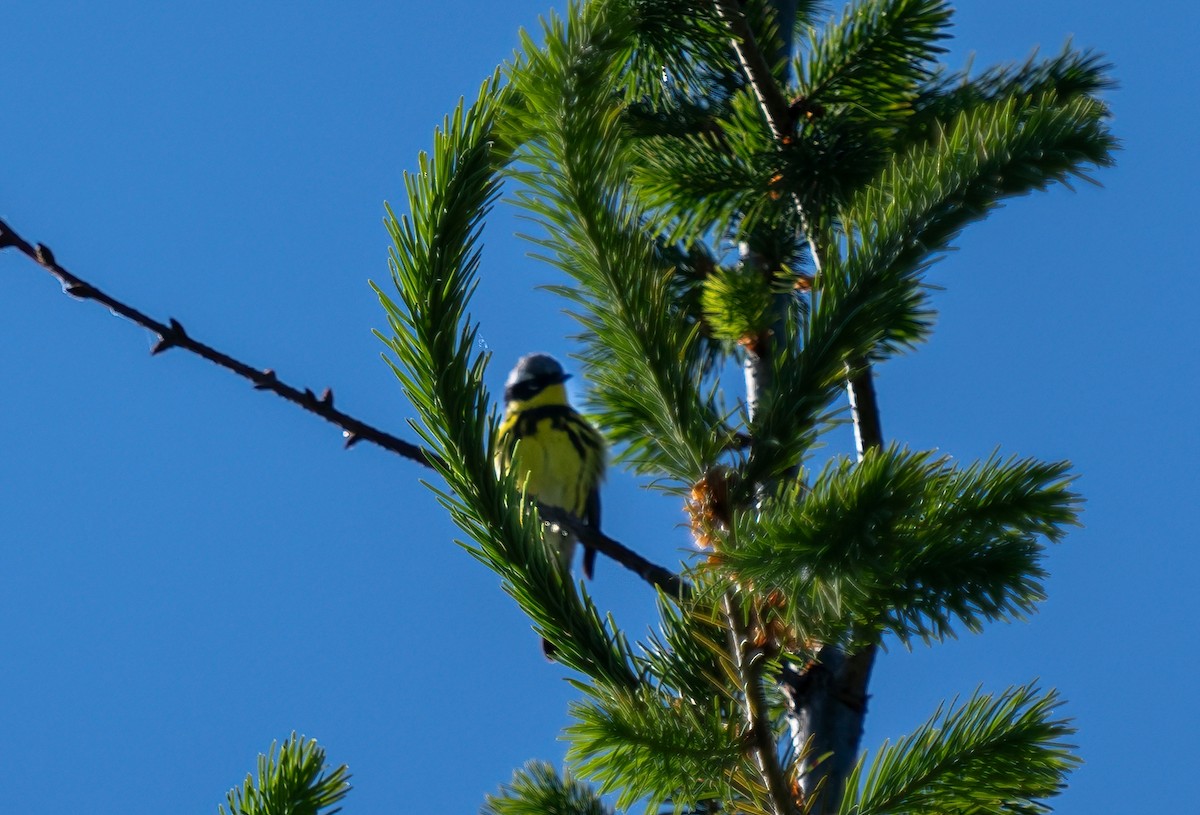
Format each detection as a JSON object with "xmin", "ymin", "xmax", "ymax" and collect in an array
[
  {"xmin": 0, "ymin": 219, "xmax": 435, "ymax": 464},
  {"xmin": 0, "ymin": 218, "xmax": 689, "ymax": 600}
]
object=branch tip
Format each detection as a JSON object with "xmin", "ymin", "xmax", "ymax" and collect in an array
[
  {"xmin": 343, "ymin": 431, "xmax": 361, "ymax": 449},
  {"xmin": 0, "ymin": 220, "xmax": 18, "ymax": 249}
]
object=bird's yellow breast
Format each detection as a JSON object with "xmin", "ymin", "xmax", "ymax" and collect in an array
[
  {"xmin": 495, "ymin": 384, "xmax": 605, "ymax": 518},
  {"xmin": 506, "ymin": 417, "xmax": 591, "ymax": 514}
]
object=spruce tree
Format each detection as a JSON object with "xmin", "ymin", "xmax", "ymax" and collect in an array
[
  {"xmin": 376, "ymin": 1, "xmax": 1115, "ymax": 813},
  {"xmin": 1, "ymin": 1, "xmax": 1115, "ymax": 813}
]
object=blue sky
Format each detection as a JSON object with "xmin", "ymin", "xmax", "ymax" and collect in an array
[{"xmin": 1, "ymin": 2, "xmax": 1194, "ymax": 813}]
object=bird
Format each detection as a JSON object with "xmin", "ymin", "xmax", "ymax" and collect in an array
[{"xmin": 495, "ymin": 353, "xmax": 606, "ymax": 620}]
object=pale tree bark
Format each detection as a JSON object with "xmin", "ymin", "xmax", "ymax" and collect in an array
[
  {"xmin": 788, "ymin": 363, "xmax": 882, "ymax": 813},
  {"xmin": 712, "ymin": 2, "xmax": 886, "ymax": 811}
]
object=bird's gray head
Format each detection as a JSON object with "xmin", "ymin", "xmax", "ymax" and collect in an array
[{"xmin": 504, "ymin": 353, "xmax": 571, "ymax": 403}]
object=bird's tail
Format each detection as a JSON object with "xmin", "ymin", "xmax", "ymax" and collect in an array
[{"xmin": 582, "ymin": 545, "xmax": 597, "ymax": 580}]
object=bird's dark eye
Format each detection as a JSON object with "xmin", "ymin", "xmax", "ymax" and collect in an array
[{"xmin": 506, "ymin": 378, "xmax": 543, "ymax": 402}]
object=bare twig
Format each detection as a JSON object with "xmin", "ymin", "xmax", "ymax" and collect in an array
[
  {"xmin": 0, "ymin": 218, "xmax": 438, "ymax": 466},
  {"xmin": 0, "ymin": 218, "xmax": 689, "ymax": 599},
  {"xmin": 538, "ymin": 505, "xmax": 691, "ymax": 600}
]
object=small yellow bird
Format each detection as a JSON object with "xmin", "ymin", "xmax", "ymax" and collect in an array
[{"xmin": 495, "ymin": 354, "xmax": 606, "ymax": 585}]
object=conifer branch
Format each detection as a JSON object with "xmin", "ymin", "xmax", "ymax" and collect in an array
[
  {"xmin": 708, "ymin": 4, "xmax": 883, "ymax": 812},
  {"xmin": 220, "ymin": 733, "xmax": 350, "ymax": 815},
  {"xmin": 484, "ymin": 761, "xmax": 612, "ymax": 815},
  {"xmin": 841, "ymin": 683, "xmax": 1079, "ymax": 815},
  {"xmin": 712, "ymin": 0, "xmax": 793, "ymax": 139},
  {"xmin": 723, "ymin": 592, "xmax": 796, "ymax": 815}
]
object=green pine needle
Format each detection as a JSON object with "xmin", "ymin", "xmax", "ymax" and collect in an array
[
  {"xmin": 841, "ymin": 683, "xmax": 1080, "ymax": 815},
  {"xmin": 506, "ymin": 2, "xmax": 728, "ymax": 485},
  {"xmin": 566, "ymin": 684, "xmax": 750, "ymax": 812},
  {"xmin": 483, "ymin": 761, "xmax": 613, "ymax": 815},
  {"xmin": 220, "ymin": 734, "xmax": 350, "ymax": 815},
  {"xmin": 376, "ymin": 73, "xmax": 637, "ymax": 687},
  {"xmin": 720, "ymin": 445, "xmax": 1081, "ymax": 646},
  {"xmin": 799, "ymin": 0, "xmax": 952, "ymax": 116}
]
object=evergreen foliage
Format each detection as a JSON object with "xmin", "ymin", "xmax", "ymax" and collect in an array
[
  {"xmin": 221, "ymin": 1, "xmax": 1115, "ymax": 813},
  {"xmin": 720, "ymin": 448, "xmax": 1080, "ymax": 647},
  {"xmin": 484, "ymin": 761, "xmax": 614, "ymax": 815},
  {"xmin": 374, "ymin": 76, "xmax": 639, "ymax": 688},
  {"xmin": 842, "ymin": 684, "xmax": 1080, "ymax": 815},
  {"xmin": 220, "ymin": 734, "xmax": 350, "ymax": 815}
]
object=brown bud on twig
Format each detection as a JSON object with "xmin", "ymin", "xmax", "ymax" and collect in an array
[
  {"xmin": 687, "ymin": 466, "xmax": 739, "ymax": 551},
  {"xmin": 151, "ymin": 319, "xmax": 188, "ymax": 355},
  {"xmin": 253, "ymin": 369, "xmax": 277, "ymax": 390}
]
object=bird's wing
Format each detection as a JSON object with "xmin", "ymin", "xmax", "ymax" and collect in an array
[{"xmin": 494, "ymin": 411, "xmax": 520, "ymax": 474}]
